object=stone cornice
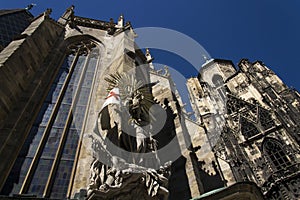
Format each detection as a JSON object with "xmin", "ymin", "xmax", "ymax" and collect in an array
[
  {"xmin": 72, "ymin": 15, "xmax": 133, "ymax": 36},
  {"xmin": 73, "ymin": 16, "xmax": 114, "ymax": 29}
]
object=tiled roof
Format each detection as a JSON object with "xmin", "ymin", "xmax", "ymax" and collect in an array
[{"xmin": 0, "ymin": 9, "xmax": 33, "ymax": 17}]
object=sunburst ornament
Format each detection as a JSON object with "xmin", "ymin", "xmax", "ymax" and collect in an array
[{"xmin": 104, "ymin": 72, "xmax": 157, "ymax": 125}]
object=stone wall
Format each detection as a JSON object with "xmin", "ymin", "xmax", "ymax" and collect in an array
[{"xmin": 0, "ymin": 14, "xmax": 64, "ymax": 190}]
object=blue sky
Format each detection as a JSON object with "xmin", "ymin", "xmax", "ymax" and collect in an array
[{"xmin": 2, "ymin": 0, "xmax": 300, "ymax": 91}]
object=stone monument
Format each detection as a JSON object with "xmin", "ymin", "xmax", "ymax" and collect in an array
[{"xmin": 87, "ymin": 72, "xmax": 171, "ymax": 200}]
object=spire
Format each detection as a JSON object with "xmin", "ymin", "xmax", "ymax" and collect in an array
[
  {"xmin": 145, "ymin": 48, "xmax": 154, "ymax": 69},
  {"xmin": 145, "ymin": 48, "xmax": 153, "ymax": 62}
]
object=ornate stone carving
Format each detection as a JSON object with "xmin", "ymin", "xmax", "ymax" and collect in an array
[
  {"xmin": 87, "ymin": 72, "xmax": 170, "ymax": 199},
  {"xmin": 87, "ymin": 156, "xmax": 171, "ymax": 200}
]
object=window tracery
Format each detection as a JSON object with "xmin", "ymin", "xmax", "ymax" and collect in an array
[
  {"xmin": 263, "ymin": 138, "xmax": 292, "ymax": 171},
  {"xmin": 240, "ymin": 116, "xmax": 259, "ymax": 139},
  {"xmin": 3, "ymin": 39, "xmax": 99, "ymax": 198},
  {"xmin": 226, "ymin": 95, "xmax": 247, "ymax": 114},
  {"xmin": 212, "ymin": 74, "xmax": 226, "ymax": 102},
  {"xmin": 258, "ymin": 108, "xmax": 275, "ymax": 130}
]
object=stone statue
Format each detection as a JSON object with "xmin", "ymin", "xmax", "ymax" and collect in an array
[
  {"xmin": 87, "ymin": 72, "xmax": 170, "ymax": 199},
  {"xmin": 88, "ymin": 159, "xmax": 105, "ymax": 192},
  {"xmin": 129, "ymin": 90, "xmax": 144, "ymax": 122},
  {"xmin": 102, "ymin": 72, "xmax": 157, "ymax": 153}
]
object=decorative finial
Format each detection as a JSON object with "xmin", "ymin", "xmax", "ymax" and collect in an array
[
  {"xmin": 164, "ymin": 65, "xmax": 170, "ymax": 77},
  {"xmin": 109, "ymin": 18, "xmax": 114, "ymax": 25},
  {"xmin": 58, "ymin": 5, "xmax": 75, "ymax": 26},
  {"xmin": 25, "ymin": 3, "xmax": 36, "ymax": 11},
  {"xmin": 202, "ymin": 54, "xmax": 210, "ymax": 62},
  {"xmin": 44, "ymin": 8, "xmax": 52, "ymax": 17},
  {"xmin": 146, "ymin": 48, "xmax": 150, "ymax": 57},
  {"xmin": 115, "ymin": 14, "xmax": 124, "ymax": 28},
  {"xmin": 145, "ymin": 48, "xmax": 153, "ymax": 62},
  {"xmin": 145, "ymin": 48, "xmax": 154, "ymax": 69}
]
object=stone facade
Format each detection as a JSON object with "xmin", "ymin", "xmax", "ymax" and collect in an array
[
  {"xmin": 0, "ymin": 10, "xmax": 65, "ymax": 192},
  {"xmin": 187, "ymin": 59, "xmax": 300, "ymax": 199},
  {"xmin": 0, "ymin": 5, "xmax": 298, "ymax": 200}
]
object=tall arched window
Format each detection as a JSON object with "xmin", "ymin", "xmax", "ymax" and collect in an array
[
  {"xmin": 212, "ymin": 74, "xmax": 226, "ymax": 102},
  {"xmin": 263, "ymin": 138, "xmax": 292, "ymax": 171},
  {"xmin": 2, "ymin": 40, "xmax": 100, "ymax": 198}
]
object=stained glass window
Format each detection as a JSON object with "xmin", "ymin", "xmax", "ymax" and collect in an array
[
  {"xmin": 50, "ymin": 160, "xmax": 74, "ymax": 199},
  {"xmin": 2, "ymin": 41, "xmax": 99, "ymax": 198},
  {"xmin": 50, "ymin": 47, "xmax": 98, "ymax": 197},
  {"xmin": 27, "ymin": 159, "xmax": 54, "ymax": 196}
]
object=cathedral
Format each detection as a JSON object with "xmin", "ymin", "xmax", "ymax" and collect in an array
[{"xmin": 0, "ymin": 6, "xmax": 299, "ymax": 200}]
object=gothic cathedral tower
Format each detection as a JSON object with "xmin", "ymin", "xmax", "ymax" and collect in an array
[{"xmin": 187, "ymin": 59, "xmax": 300, "ymax": 199}]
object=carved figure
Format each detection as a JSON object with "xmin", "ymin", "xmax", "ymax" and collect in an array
[
  {"xmin": 89, "ymin": 156, "xmax": 171, "ymax": 200},
  {"xmin": 88, "ymin": 72, "xmax": 170, "ymax": 199}
]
